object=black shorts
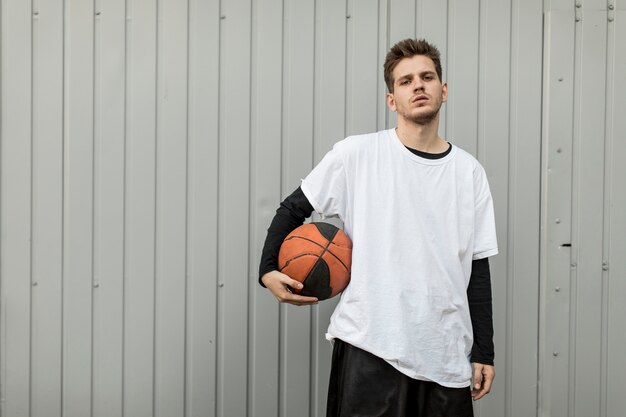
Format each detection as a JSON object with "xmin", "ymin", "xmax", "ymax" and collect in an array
[{"xmin": 327, "ymin": 339, "xmax": 474, "ymax": 417}]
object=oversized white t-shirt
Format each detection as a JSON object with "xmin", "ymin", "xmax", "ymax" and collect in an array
[{"xmin": 300, "ymin": 128, "xmax": 498, "ymax": 388}]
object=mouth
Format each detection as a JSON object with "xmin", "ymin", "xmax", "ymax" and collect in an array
[{"xmin": 412, "ymin": 95, "xmax": 428, "ymax": 104}]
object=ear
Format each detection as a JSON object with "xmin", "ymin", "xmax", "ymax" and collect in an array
[
  {"xmin": 386, "ymin": 92, "xmax": 397, "ymax": 112},
  {"xmin": 441, "ymin": 82, "xmax": 448, "ymax": 103}
]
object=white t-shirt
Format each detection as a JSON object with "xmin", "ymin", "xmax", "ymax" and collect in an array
[{"xmin": 300, "ymin": 128, "xmax": 498, "ymax": 388}]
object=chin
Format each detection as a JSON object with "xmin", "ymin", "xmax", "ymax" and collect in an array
[{"xmin": 407, "ymin": 112, "xmax": 438, "ymax": 125}]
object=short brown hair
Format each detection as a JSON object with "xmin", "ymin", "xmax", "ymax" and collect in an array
[{"xmin": 383, "ymin": 39, "xmax": 443, "ymax": 92}]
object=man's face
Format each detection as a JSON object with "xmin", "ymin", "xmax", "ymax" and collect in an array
[{"xmin": 386, "ymin": 55, "xmax": 447, "ymax": 125}]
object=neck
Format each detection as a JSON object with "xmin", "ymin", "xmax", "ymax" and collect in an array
[{"xmin": 395, "ymin": 115, "xmax": 447, "ymax": 153}]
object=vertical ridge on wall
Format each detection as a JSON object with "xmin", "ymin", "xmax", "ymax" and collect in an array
[
  {"xmin": 31, "ymin": 0, "xmax": 64, "ymax": 415},
  {"xmin": 0, "ymin": 0, "xmax": 33, "ymax": 415},
  {"xmin": 92, "ymin": 0, "xmax": 126, "ymax": 416},
  {"xmin": 606, "ymin": 8, "xmax": 626, "ymax": 417},
  {"xmin": 187, "ymin": 0, "xmax": 219, "ymax": 415},
  {"xmin": 571, "ymin": 2, "xmax": 608, "ymax": 415},
  {"xmin": 506, "ymin": 0, "xmax": 542, "ymax": 415},
  {"xmin": 380, "ymin": 0, "xmax": 391, "ymax": 129},
  {"xmin": 540, "ymin": 6, "xmax": 576, "ymax": 416},
  {"xmin": 154, "ymin": 0, "xmax": 189, "ymax": 414},
  {"xmin": 419, "ymin": 0, "xmax": 448, "ymax": 137},
  {"xmin": 217, "ymin": 0, "xmax": 252, "ymax": 415},
  {"xmin": 92, "ymin": 0, "xmax": 126, "ymax": 417},
  {"xmin": 346, "ymin": 0, "xmax": 379, "ymax": 136},
  {"xmin": 376, "ymin": 0, "xmax": 387, "ymax": 131},
  {"xmin": 476, "ymin": 0, "xmax": 512, "ymax": 415},
  {"xmin": 311, "ymin": 1, "xmax": 348, "ymax": 415},
  {"xmin": 124, "ymin": 0, "xmax": 158, "ymax": 414},
  {"xmin": 311, "ymin": 0, "xmax": 349, "ymax": 411},
  {"xmin": 446, "ymin": 0, "xmax": 479, "ymax": 153},
  {"xmin": 282, "ymin": 0, "xmax": 317, "ymax": 411},
  {"xmin": 278, "ymin": 0, "xmax": 316, "ymax": 415},
  {"xmin": 248, "ymin": 0, "xmax": 283, "ymax": 415},
  {"xmin": 600, "ymin": 6, "xmax": 615, "ymax": 415},
  {"xmin": 63, "ymin": 0, "xmax": 95, "ymax": 415}
]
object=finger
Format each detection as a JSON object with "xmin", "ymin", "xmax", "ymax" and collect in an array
[
  {"xmin": 263, "ymin": 272, "xmax": 319, "ymax": 305},
  {"xmin": 473, "ymin": 365, "xmax": 483, "ymax": 391},
  {"xmin": 280, "ymin": 276, "xmax": 305, "ymax": 292},
  {"xmin": 480, "ymin": 368, "xmax": 494, "ymax": 394},
  {"xmin": 278, "ymin": 294, "xmax": 319, "ymax": 306},
  {"xmin": 276, "ymin": 277, "xmax": 319, "ymax": 303},
  {"xmin": 274, "ymin": 288, "xmax": 318, "ymax": 305},
  {"xmin": 472, "ymin": 368, "xmax": 494, "ymax": 401},
  {"xmin": 472, "ymin": 384, "xmax": 490, "ymax": 401},
  {"xmin": 262, "ymin": 270, "xmax": 303, "ymax": 291}
]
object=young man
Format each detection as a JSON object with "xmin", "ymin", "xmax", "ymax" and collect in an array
[{"xmin": 259, "ymin": 39, "xmax": 497, "ymax": 416}]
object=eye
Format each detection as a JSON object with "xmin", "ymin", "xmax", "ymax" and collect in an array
[{"xmin": 400, "ymin": 79, "xmax": 410, "ymax": 85}]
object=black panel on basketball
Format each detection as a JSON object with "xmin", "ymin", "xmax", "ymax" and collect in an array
[
  {"xmin": 315, "ymin": 222, "xmax": 339, "ymax": 242},
  {"xmin": 301, "ymin": 257, "xmax": 332, "ymax": 299}
]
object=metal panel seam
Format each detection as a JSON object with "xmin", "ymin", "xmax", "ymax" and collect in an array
[
  {"xmin": 599, "ymin": 10, "xmax": 615, "ymax": 417},
  {"xmin": 152, "ymin": 0, "xmax": 160, "ymax": 414},
  {"xmin": 246, "ymin": 1, "xmax": 254, "ymax": 415},
  {"xmin": 184, "ymin": 1, "xmax": 191, "ymax": 416},
  {"xmin": 30, "ymin": 0, "xmax": 36, "ymax": 413},
  {"xmin": 122, "ymin": 0, "xmax": 128, "ymax": 414},
  {"xmin": 535, "ymin": 7, "xmax": 546, "ymax": 417},
  {"xmin": 91, "ymin": 1, "xmax": 99, "ymax": 414}
]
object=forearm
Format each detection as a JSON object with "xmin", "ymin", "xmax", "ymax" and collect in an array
[
  {"xmin": 467, "ymin": 257, "xmax": 494, "ymax": 365},
  {"xmin": 258, "ymin": 186, "xmax": 314, "ymax": 285}
]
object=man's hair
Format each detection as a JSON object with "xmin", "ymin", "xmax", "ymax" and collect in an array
[{"xmin": 383, "ymin": 38, "xmax": 443, "ymax": 92}]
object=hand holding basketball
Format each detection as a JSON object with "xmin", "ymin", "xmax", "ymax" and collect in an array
[{"xmin": 261, "ymin": 270, "xmax": 319, "ymax": 306}]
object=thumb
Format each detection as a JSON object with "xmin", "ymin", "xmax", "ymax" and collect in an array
[{"xmin": 473, "ymin": 365, "xmax": 483, "ymax": 389}]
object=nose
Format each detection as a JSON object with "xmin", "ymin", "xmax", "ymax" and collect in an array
[{"xmin": 413, "ymin": 79, "xmax": 424, "ymax": 92}]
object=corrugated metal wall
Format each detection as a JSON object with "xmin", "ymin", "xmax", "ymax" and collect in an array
[
  {"xmin": 0, "ymin": 0, "xmax": 623, "ymax": 416},
  {"xmin": 541, "ymin": 1, "xmax": 626, "ymax": 416}
]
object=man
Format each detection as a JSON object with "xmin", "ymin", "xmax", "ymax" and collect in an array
[{"xmin": 259, "ymin": 38, "xmax": 497, "ymax": 416}]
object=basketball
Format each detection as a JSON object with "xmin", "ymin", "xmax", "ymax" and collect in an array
[{"xmin": 278, "ymin": 222, "xmax": 352, "ymax": 300}]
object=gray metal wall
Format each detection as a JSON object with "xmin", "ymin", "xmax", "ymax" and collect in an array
[
  {"xmin": 0, "ymin": 0, "xmax": 624, "ymax": 417},
  {"xmin": 541, "ymin": 1, "xmax": 626, "ymax": 416}
]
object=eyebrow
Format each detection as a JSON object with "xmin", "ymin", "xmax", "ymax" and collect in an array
[{"xmin": 396, "ymin": 71, "xmax": 437, "ymax": 82}]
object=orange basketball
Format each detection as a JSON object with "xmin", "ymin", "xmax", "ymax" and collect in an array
[{"xmin": 278, "ymin": 222, "xmax": 352, "ymax": 300}]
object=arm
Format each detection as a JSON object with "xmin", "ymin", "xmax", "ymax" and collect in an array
[
  {"xmin": 467, "ymin": 257, "xmax": 495, "ymax": 400},
  {"xmin": 258, "ymin": 187, "xmax": 319, "ymax": 305}
]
